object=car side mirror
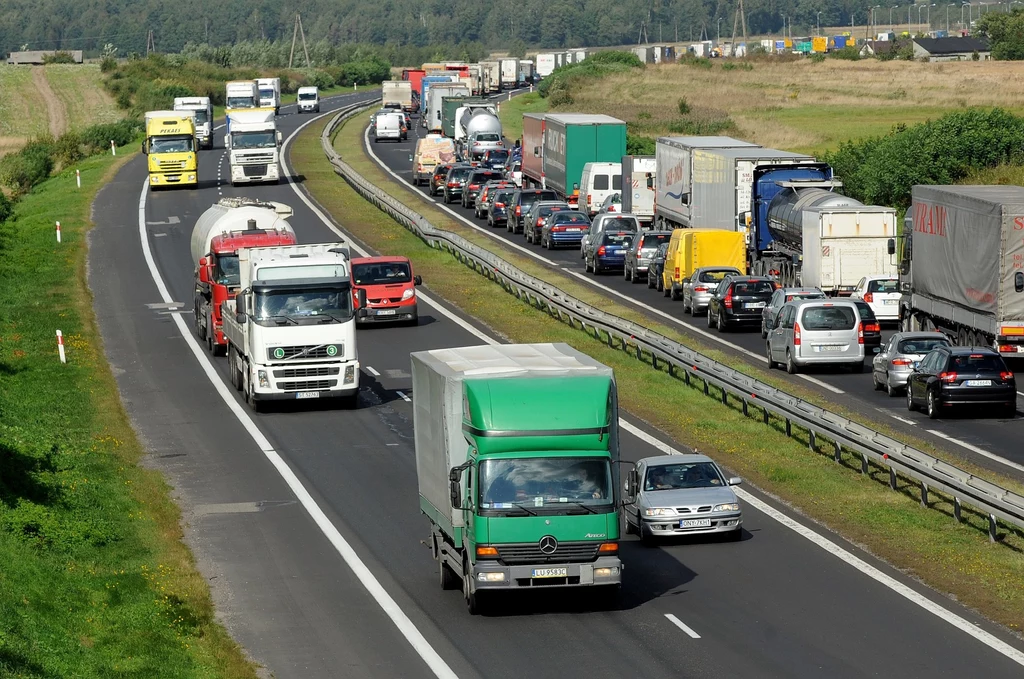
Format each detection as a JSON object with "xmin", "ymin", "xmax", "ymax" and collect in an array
[
  {"xmin": 414, "ymin": 275, "xmax": 423, "ymax": 286},
  {"xmin": 625, "ymin": 469, "xmax": 639, "ymax": 501},
  {"xmin": 887, "ymin": 238, "xmax": 896, "ymax": 256},
  {"xmin": 276, "ymin": 131, "xmax": 283, "ymax": 146},
  {"xmin": 727, "ymin": 477, "xmax": 742, "ymax": 486},
  {"xmin": 235, "ymin": 312, "xmax": 247, "ymax": 324}
]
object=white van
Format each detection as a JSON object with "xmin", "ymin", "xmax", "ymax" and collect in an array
[
  {"xmin": 297, "ymin": 86, "xmax": 320, "ymax": 113},
  {"xmin": 374, "ymin": 111, "xmax": 403, "ymax": 142},
  {"xmin": 579, "ymin": 162, "xmax": 622, "ymax": 216}
]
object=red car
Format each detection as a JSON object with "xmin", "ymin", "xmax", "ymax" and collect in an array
[{"xmin": 351, "ymin": 256, "xmax": 422, "ymax": 325}]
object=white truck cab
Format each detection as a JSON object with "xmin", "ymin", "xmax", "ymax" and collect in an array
[
  {"xmin": 297, "ymin": 86, "xmax": 320, "ymax": 113},
  {"xmin": 225, "ymin": 110, "xmax": 281, "ymax": 185},
  {"xmin": 173, "ymin": 96, "xmax": 214, "ymax": 149}
]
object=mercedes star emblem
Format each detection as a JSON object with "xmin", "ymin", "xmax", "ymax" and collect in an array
[{"xmin": 539, "ymin": 535, "xmax": 558, "ymax": 555}]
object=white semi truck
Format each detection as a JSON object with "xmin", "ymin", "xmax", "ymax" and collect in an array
[
  {"xmin": 221, "ymin": 243, "xmax": 365, "ymax": 410},
  {"xmin": 256, "ymin": 77, "xmax": 281, "ymax": 115},
  {"xmin": 225, "ymin": 110, "xmax": 282, "ymax": 185},
  {"xmin": 173, "ymin": 96, "xmax": 214, "ymax": 149}
]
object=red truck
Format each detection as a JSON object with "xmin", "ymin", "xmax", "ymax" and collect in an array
[
  {"xmin": 403, "ymin": 69, "xmax": 425, "ymax": 114},
  {"xmin": 522, "ymin": 113, "xmax": 545, "ymax": 189},
  {"xmin": 350, "ymin": 256, "xmax": 422, "ymax": 326},
  {"xmin": 190, "ymin": 198, "xmax": 297, "ymax": 354}
]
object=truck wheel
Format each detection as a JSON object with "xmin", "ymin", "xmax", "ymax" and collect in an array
[
  {"xmin": 463, "ymin": 561, "xmax": 485, "ymax": 615},
  {"xmin": 245, "ymin": 376, "xmax": 261, "ymax": 412},
  {"xmin": 228, "ymin": 346, "xmax": 239, "ymax": 389},
  {"xmin": 437, "ymin": 538, "xmax": 460, "ymax": 591},
  {"xmin": 597, "ymin": 585, "xmax": 621, "ymax": 611}
]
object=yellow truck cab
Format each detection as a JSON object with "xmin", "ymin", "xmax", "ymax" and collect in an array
[{"xmin": 143, "ymin": 110, "xmax": 198, "ymax": 188}]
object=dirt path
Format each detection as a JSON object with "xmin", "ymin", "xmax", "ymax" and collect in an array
[{"xmin": 32, "ymin": 66, "xmax": 68, "ymax": 138}]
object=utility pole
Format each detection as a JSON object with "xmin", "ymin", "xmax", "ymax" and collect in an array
[
  {"xmin": 731, "ymin": 0, "xmax": 749, "ymax": 52},
  {"xmin": 288, "ymin": 13, "xmax": 311, "ymax": 68},
  {"xmin": 204, "ymin": 18, "xmax": 209, "ymax": 44},
  {"xmin": 145, "ymin": 30, "xmax": 155, "ymax": 56}
]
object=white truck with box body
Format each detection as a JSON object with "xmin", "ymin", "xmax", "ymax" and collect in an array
[
  {"xmin": 480, "ymin": 61, "xmax": 501, "ymax": 93},
  {"xmin": 536, "ymin": 53, "xmax": 556, "ymax": 78},
  {"xmin": 382, "ymin": 80, "xmax": 414, "ymax": 110},
  {"xmin": 173, "ymin": 96, "xmax": 214, "ymax": 149},
  {"xmin": 256, "ymin": 77, "xmax": 281, "ymax": 114},
  {"xmin": 226, "ymin": 110, "xmax": 282, "ymax": 185},
  {"xmin": 620, "ymin": 155, "xmax": 656, "ymax": 226},
  {"xmin": 518, "ymin": 59, "xmax": 535, "ymax": 85},
  {"xmin": 296, "ymin": 86, "xmax": 320, "ymax": 113},
  {"xmin": 499, "ymin": 58, "xmax": 520, "ymax": 89},
  {"xmin": 427, "ymin": 83, "xmax": 470, "ymax": 134},
  {"xmin": 221, "ymin": 243, "xmax": 365, "ymax": 410}
]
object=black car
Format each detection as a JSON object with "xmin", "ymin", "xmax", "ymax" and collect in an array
[
  {"xmin": 461, "ymin": 170, "xmax": 504, "ymax": 208},
  {"xmin": 906, "ymin": 346, "xmax": 1016, "ymax": 419},
  {"xmin": 507, "ymin": 189, "xmax": 559, "ymax": 234},
  {"xmin": 429, "ymin": 163, "xmax": 453, "ymax": 196},
  {"xmin": 852, "ymin": 300, "xmax": 882, "ymax": 357},
  {"xmin": 707, "ymin": 276, "xmax": 777, "ymax": 332},
  {"xmin": 647, "ymin": 242, "xmax": 670, "ymax": 291},
  {"xmin": 487, "ymin": 189, "xmax": 515, "ymax": 227},
  {"xmin": 443, "ymin": 165, "xmax": 475, "ymax": 203}
]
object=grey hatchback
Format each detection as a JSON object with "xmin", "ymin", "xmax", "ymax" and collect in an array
[{"xmin": 624, "ymin": 230, "xmax": 671, "ymax": 283}]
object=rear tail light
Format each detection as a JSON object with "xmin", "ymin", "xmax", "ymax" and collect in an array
[
  {"xmin": 857, "ymin": 322, "xmax": 865, "ymax": 344},
  {"xmin": 515, "ymin": 206, "xmax": 521, "ymax": 215},
  {"xmin": 1001, "ymin": 371, "xmax": 1014, "ymax": 381},
  {"xmin": 892, "ymin": 358, "xmax": 912, "ymax": 366},
  {"xmin": 447, "ymin": 181, "xmax": 458, "ymax": 187},
  {"xmin": 864, "ymin": 292, "xmax": 874, "ymax": 303},
  {"xmin": 674, "ymin": 267, "xmax": 680, "ymax": 279},
  {"xmin": 939, "ymin": 371, "xmax": 958, "ymax": 383},
  {"xmin": 597, "ymin": 246, "xmax": 607, "ymax": 256},
  {"xmin": 495, "ymin": 202, "xmax": 505, "ymax": 208},
  {"xmin": 552, "ymin": 226, "xmax": 565, "ymax": 232},
  {"xmin": 536, "ymin": 218, "xmax": 544, "ymax": 226},
  {"xmin": 864, "ymin": 322, "xmax": 880, "ymax": 333},
  {"xmin": 694, "ymin": 286, "xmax": 708, "ymax": 293},
  {"xmin": 724, "ymin": 288, "xmax": 733, "ymax": 309},
  {"xmin": 793, "ymin": 321, "xmax": 801, "ymax": 345},
  {"xmin": 469, "ymin": 184, "xmax": 479, "ymax": 190},
  {"xmin": 587, "ymin": 193, "xmax": 592, "ymax": 205}
]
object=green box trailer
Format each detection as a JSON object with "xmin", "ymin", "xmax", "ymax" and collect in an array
[
  {"xmin": 412, "ymin": 343, "xmax": 622, "ymax": 615},
  {"xmin": 441, "ymin": 95, "xmax": 482, "ymax": 138},
  {"xmin": 541, "ymin": 113, "xmax": 627, "ymax": 207}
]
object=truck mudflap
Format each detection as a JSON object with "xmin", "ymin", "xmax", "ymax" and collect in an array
[{"xmin": 471, "ymin": 556, "xmax": 623, "ymax": 590}]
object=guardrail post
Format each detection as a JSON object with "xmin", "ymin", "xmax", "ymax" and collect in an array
[
  {"xmin": 920, "ymin": 481, "xmax": 928, "ymax": 508},
  {"xmin": 988, "ymin": 514, "xmax": 999, "ymax": 542},
  {"xmin": 742, "ymin": 399, "xmax": 749, "ymax": 416},
  {"xmin": 860, "ymin": 452, "xmax": 868, "ymax": 474},
  {"xmin": 652, "ymin": 354, "xmax": 658, "ymax": 370},
  {"xmin": 703, "ymin": 378, "xmax": 710, "ymax": 396},
  {"xmin": 785, "ymin": 418, "xmax": 792, "ymax": 437},
  {"xmin": 954, "ymin": 497, "xmax": 962, "ymax": 523},
  {"xmin": 808, "ymin": 431, "xmax": 816, "ymax": 452},
  {"xmin": 762, "ymin": 406, "xmax": 769, "ymax": 425},
  {"xmin": 889, "ymin": 466, "xmax": 898, "ymax": 491},
  {"xmin": 833, "ymin": 441, "xmax": 842, "ymax": 463},
  {"xmin": 721, "ymin": 388, "xmax": 728, "ymax": 405}
]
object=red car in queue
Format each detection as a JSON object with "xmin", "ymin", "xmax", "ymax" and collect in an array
[{"xmin": 351, "ymin": 256, "xmax": 422, "ymax": 326}]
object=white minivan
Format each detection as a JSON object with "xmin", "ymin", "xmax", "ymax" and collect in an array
[
  {"xmin": 296, "ymin": 86, "xmax": 320, "ymax": 113},
  {"xmin": 373, "ymin": 111, "xmax": 403, "ymax": 142},
  {"xmin": 579, "ymin": 162, "xmax": 622, "ymax": 216},
  {"xmin": 766, "ymin": 299, "xmax": 865, "ymax": 374}
]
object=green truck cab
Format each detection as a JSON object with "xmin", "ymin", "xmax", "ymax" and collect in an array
[{"xmin": 412, "ymin": 343, "xmax": 623, "ymax": 615}]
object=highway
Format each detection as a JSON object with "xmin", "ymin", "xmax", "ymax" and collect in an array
[
  {"xmin": 87, "ymin": 90, "xmax": 1024, "ymax": 678},
  {"xmin": 364, "ymin": 115, "xmax": 1024, "ymax": 479}
]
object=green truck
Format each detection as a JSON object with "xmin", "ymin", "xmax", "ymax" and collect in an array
[
  {"xmin": 541, "ymin": 113, "xmax": 626, "ymax": 208},
  {"xmin": 412, "ymin": 343, "xmax": 623, "ymax": 615},
  {"xmin": 440, "ymin": 95, "xmax": 482, "ymax": 138}
]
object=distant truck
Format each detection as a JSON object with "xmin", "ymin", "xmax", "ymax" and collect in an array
[
  {"xmin": 225, "ymin": 110, "xmax": 282, "ymax": 185},
  {"xmin": 536, "ymin": 53, "xmax": 556, "ymax": 78},
  {"xmin": 453, "ymin": 102, "xmax": 497, "ymax": 147},
  {"xmin": 413, "ymin": 343, "xmax": 623, "ymax": 615},
  {"xmin": 173, "ymin": 96, "xmax": 213, "ymax": 150},
  {"xmin": 256, "ymin": 77, "xmax": 281, "ymax": 115},
  {"xmin": 382, "ymin": 80, "xmax": 414, "ymax": 111},
  {"xmin": 519, "ymin": 59, "xmax": 535, "ymax": 85},
  {"xmin": 440, "ymin": 94, "xmax": 473, "ymax": 138},
  {"xmin": 191, "ymin": 198, "xmax": 297, "ymax": 355},
  {"xmin": 225, "ymin": 80, "xmax": 259, "ymax": 114},
  {"xmin": 479, "ymin": 61, "xmax": 501, "ymax": 93},
  {"xmin": 420, "ymin": 75, "xmax": 456, "ymax": 117},
  {"xmin": 143, "ymin": 110, "xmax": 198, "ymax": 189},
  {"xmin": 296, "ymin": 86, "xmax": 320, "ymax": 113},
  {"xmin": 412, "ymin": 134, "xmax": 457, "ymax": 185},
  {"xmin": 899, "ymin": 185, "xmax": 1024, "ymax": 354},
  {"xmin": 620, "ymin": 155, "xmax": 656, "ymax": 226},
  {"xmin": 522, "ymin": 113, "xmax": 546, "ymax": 188},
  {"xmin": 402, "ymin": 69, "xmax": 426, "ymax": 111},
  {"xmin": 221, "ymin": 243, "xmax": 365, "ymax": 411},
  {"xmin": 499, "ymin": 58, "xmax": 520, "ymax": 89},
  {"xmin": 542, "ymin": 114, "xmax": 627, "ymax": 210}
]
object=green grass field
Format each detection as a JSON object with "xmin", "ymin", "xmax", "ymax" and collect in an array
[
  {"xmin": 0, "ymin": 66, "xmax": 50, "ymax": 154},
  {"xmin": 497, "ymin": 91, "xmax": 547, "ymax": 143},
  {"xmin": 0, "ymin": 146, "xmax": 257, "ymax": 677},
  {"xmin": 43, "ymin": 64, "xmax": 122, "ymax": 130},
  {"xmin": 288, "ymin": 110, "xmax": 1024, "ymax": 634}
]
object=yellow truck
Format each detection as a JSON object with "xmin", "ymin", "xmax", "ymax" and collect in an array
[
  {"xmin": 662, "ymin": 228, "xmax": 747, "ymax": 300},
  {"xmin": 143, "ymin": 110, "xmax": 198, "ymax": 188}
]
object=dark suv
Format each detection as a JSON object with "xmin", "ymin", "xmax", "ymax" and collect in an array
[
  {"xmin": 852, "ymin": 300, "xmax": 882, "ymax": 356},
  {"xmin": 507, "ymin": 189, "xmax": 559, "ymax": 234},
  {"xmin": 443, "ymin": 164, "xmax": 474, "ymax": 204},
  {"xmin": 906, "ymin": 346, "xmax": 1016, "ymax": 419},
  {"xmin": 461, "ymin": 170, "xmax": 504, "ymax": 208},
  {"xmin": 707, "ymin": 276, "xmax": 777, "ymax": 332}
]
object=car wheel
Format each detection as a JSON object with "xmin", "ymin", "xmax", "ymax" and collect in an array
[
  {"xmin": 624, "ymin": 265, "xmax": 632, "ymax": 282},
  {"xmin": 706, "ymin": 308, "xmax": 714, "ymax": 327},
  {"xmin": 681, "ymin": 293, "xmax": 690, "ymax": 313},
  {"xmin": 717, "ymin": 312, "xmax": 727, "ymax": 332},
  {"xmin": 760, "ymin": 321, "xmax": 768, "ymax": 340},
  {"xmin": 766, "ymin": 343, "xmax": 776, "ymax": 370},
  {"xmin": 786, "ymin": 350, "xmax": 798, "ymax": 375},
  {"xmin": 647, "ymin": 274, "xmax": 655, "ymax": 289},
  {"xmin": 906, "ymin": 387, "xmax": 916, "ymax": 411},
  {"xmin": 670, "ymin": 284, "xmax": 682, "ymax": 301},
  {"xmin": 886, "ymin": 377, "xmax": 899, "ymax": 398},
  {"xmin": 658, "ymin": 277, "xmax": 665, "ymax": 293},
  {"xmin": 926, "ymin": 390, "xmax": 940, "ymax": 419},
  {"xmin": 545, "ymin": 238, "xmax": 553, "ymax": 250},
  {"xmin": 639, "ymin": 522, "xmax": 656, "ymax": 547},
  {"xmin": 585, "ymin": 257, "xmax": 593, "ymax": 273},
  {"xmin": 872, "ymin": 371, "xmax": 883, "ymax": 390}
]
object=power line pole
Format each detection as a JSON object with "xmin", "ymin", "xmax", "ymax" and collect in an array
[
  {"xmin": 146, "ymin": 29, "xmax": 155, "ymax": 56},
  {"xmin": 288, "ymin": 13, "xmax": 311, "ymax": 68}
]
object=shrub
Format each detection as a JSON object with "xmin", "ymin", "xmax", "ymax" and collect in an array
[
  {"xmin": 677, "ymin": 98, "xmax": 690, "ymax": 115},
  {"xmin": 626, "ymin": 133, "xmax": 655, "ymax": 155},
  {"xmin": 0, "ymin": 193, "xmax": 12, "ymax": 223},
  {"xmin": 100, "ymin": 56, "xmax": 117, "ymax": 73},
  {"xmin": 304, "ymin": 69, "xmax": 336, "ymax": 90},
  {"xmin": 41, "ymin": 51, "xmax": 75, "ymax": 64},
  {"xmin": 0, "ymin": 144, "xmax": 55, "ymax": 195},
  {"xmin": 829, "ymin": 46, "xmax": 861, "ymax": 61},
  {"xmin": 809, "ymin": 53, "xmax": 826, "ymax": 64}
]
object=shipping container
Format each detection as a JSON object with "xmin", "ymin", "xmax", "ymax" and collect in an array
[
  {"xmin": 522, "ymin": 113, "xmax": 546, "ymax": 186},
  {"xmin": 541, "ymin": 114, "xmax": 627, "ymax": 203}
]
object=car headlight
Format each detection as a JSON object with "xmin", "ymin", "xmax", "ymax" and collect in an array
[
  {"xmin": 401, "ymin": 288, "xmax": 415, "ymax": 301},
  {"xmin": 714, "ymin": 503, "xmax": 740, "ymax": 512},
  {"xmin": 644, "ymin": 507, "xmax": 675, "ymax": 517}
]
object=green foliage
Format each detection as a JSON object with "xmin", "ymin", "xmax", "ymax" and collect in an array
[
  {"xmin": 976, "ymin": 9, "xmax": 1024, "ymax": 60},
  {"xmin": 0, "ymin": 140, "xmax": 55, "ymax": 196},
  {"xmin": 877, "ymin": 41, "xmax": 915, "ymax": 61},
  {"xmin": 99, "ymin": 55, "xmax": 117, "ymax": 72},
  {"xmin": 305, "ymin": 69, "xmax": 337, "ymax": 90},
  {"xmin": 809, "ymin": 52, "xmax": 826, "ymax": 63},
  {"xmin": 667, "ymin": 117, "xmax": 735, "ymax": 135},
  {"xmin": 825, "ymin": 108, "xmax": 1024, "ymax": 209},
  {"xmin": 677, "ymin": 97, "xmax": 690, "ymax": 115},
  {"xmin": 537, "ymin": 50, "xmax": 642, "ymax": 100},
  {"xmin": 0, "ymin": 193, "xmax": 12, "ymax": 223},
  {"xmin": 626, "ymin": 134, "xmax": 655, "ymax": 155},
  {"xmin": 41, "ymin": 50, "xmax": 76, "ymax": 64},
  {"xmin": 829, "ymin": 46, "xmax": 861, "ymax": 61}
]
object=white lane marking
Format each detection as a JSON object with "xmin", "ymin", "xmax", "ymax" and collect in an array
[
  {"xmin": 366, "ymin": 365, "xmax": 381, "ymax": 376},
  {"xmin": 626, "ymin": 418, "xmax": 1024, "ymax": 667},
  {"xmin": 876, "ymin": 408, "xmax": 917, "ymax": 426},
  {"xmin": 396, "ymin": 390, "xmax": 412, "ymax": 402},
  {"xmin": 137, "ymin": 195, "xmax": 458, "ymax": 679},
  {"xmin": 925, "ymin": 429, "xmax": 1024, "ymax": 474},
  {"xmin": 664, "ymin": 614, "xmax": 701, "ymax": 639},
  {"xmin": 287, "ymin": 99, "xmax": 1024, "ymax": 666},
  {"xmin": 361, "ymin": 126, "xmax": 558, "ymax": 267}
]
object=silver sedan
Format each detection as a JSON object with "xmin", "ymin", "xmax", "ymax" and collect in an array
[
  {"xmin": 623, "ymin": 454, "xmax": 743, "ymax": 545},
  {"xmin": 872, "ymin": 331, "xmax": 950, "ymax": 396}
]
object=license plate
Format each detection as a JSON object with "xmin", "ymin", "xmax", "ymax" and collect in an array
[
  {"xmin": 295, "ymin": 391, "xmax": 320, "ymax": 399},
  {"xmin": 680, "ymin": 519, "xmax": 712, "ymax": 528},
  {"xmin": 884, "ymin": 299, "xmax": 898, "ymax": 305},
  {"xmin": 376, "ymin": 309, "xmax": 397, "ymax": 316},
  {"xmin": 531, "ymin": 568, "xmax": 567, "ymax": 578},
  {"xmin": 567, "ymin": 227, "xmax": 583, "ymax": 232},
  {"xmin": 965, "ymin": 379, "xmax": 992, "ymax": 386},
  {"xmin": 816, "ymin": 344, "xmax": 843, "ymax": 352},
  {"xmin": 746, "ymin": 302, "xmax": 766, "ymax": 308}
]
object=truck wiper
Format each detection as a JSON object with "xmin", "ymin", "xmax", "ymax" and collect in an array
[
  {"xmin": 508, "ymin": 502, "xmax": 539, "ymax": 516},
  {"xmin": 560, "ymin": 501, "xmax": 598, "ymax": 514},
  {"xmin": 264, "ymin": 315, "xmax": 298, "ymax": 325},
  {"xmin": 315, "ymin": 312, "xmax": 348, "ymax": 323}
]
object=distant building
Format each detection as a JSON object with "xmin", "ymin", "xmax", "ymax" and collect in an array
[
  {"xmin": 6, "ymin": 50, "xmax": 84, "ymax": 65},
  {"xmin": 912, "ymin": 36, "xmax": 991, "ymax": 61}
]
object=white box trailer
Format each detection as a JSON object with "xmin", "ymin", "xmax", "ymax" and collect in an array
[
  {"xmin": 480, "ymin": 61, "xmax": 501, "ymax": 93},
  {"xmin": 499, "ymin": 58, "xmax": 520, "ymax": 89},
  {"xmin": 382, "ymin": 80, "xmax": 414, "ymax": 110},
  {"xmin": 536, "ymin": 53, "xmax": 556, "ymax": 77},
  {"xmin": 620, "ymin": 155, "xmax": 657, "ymax": 225}
]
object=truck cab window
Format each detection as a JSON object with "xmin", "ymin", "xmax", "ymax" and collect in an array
[{"xmin": 213, "ymin": 254, "xmax": 240, "ymax": 287}]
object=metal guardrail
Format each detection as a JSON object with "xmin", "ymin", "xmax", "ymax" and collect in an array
[{"xmin": 320, "ymin": 102, "xmax": 1024, "ymax": 541}]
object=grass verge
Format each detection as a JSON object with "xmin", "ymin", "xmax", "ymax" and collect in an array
[
  {"xmin": 43, "ymin": 64, "xmax": 122, "ymax": 131},
  {"xmin": 290, "ymin": 109, "xmax": 1024, "ymax": 635},
  {"xmin": 0, "ymin": 149, "xmax": 257, "ymax": 676},
  {"xmin": 497, "ymin": 91, "xmax": 547, "ymax": 143},
  {"xmin": 0, "ymin": 66, "xmax": 49, "ymax": 155}
]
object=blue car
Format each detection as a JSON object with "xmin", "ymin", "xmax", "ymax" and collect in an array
[
  {"xmin": 586, "ymin": 230, "xmax": 635, "ymax": 274},
  {"xmin": 540, "ymin": 211, "xmax": 591, "ymax": 249}
]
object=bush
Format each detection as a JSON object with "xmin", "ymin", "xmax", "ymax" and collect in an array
[
  {"xmin": 0, "ymin": 192, "xmax": 12, "ymax": 223},
  {"xmin": 677, "ymin": 98, "xmax": 690, "ymax": 115},
  {"xmin": 0, "ymin": 144, "xmax": 55, "ymax": 195},
  {"xmin": 809, "ymin": 53, "xmax": 826, "ymax": 64},
  {"xmin": 829, "ymin": 46, "xmax": 861, "ymax": 61},
  {"xmin": 41, "ymin": 51, "xmax": 75, "ymax": 64},
  {"xmin": 304, "ymin": 69, "xmax": 336, "ymax": 90},
  {"xmin": 537, "ymin": 50, "xmax": 643, "ymax": 99},
  {"xmin": 100, "ymin": 56, "xmax": 117, "ymax": 73},
  {"xmin": 626, "ymin": 133, "xmax": 655, "ymax": 155}
]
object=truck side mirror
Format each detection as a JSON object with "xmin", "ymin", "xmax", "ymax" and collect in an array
[
  {"xmin": 414, "ymin": 275, "xmax": 423, "ymax": 286},
  {"xmin": 276, "ymin": 131, "xmax": 283, "ymax": 145},
  {"xmin": 141, "ymin": 140, "xmax": 149, "ymax": 155},
  {"xmin": 235, "ymin": 312, "xmax": 247, "ymax": 324},
  {"xmin": 448, "ymin": 465, "xmax": 466, "ymax": 509},
  {"xmin": 198, "ymin": 257, "xmax": 210, "ymax": 284},
  {"xmin": 887, "ymin": 238, "xmax": 896, "ymax": 255},
  {"xmin": 225, "ymin": 136, "xmax": 231, "ymax": 149}
]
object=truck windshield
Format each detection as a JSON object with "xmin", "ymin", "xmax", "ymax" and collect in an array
[
  {"xmin": 479, "ymin": 457, "xmax": 613, "ymax": 511},
  {"xmin": 227, "ymin": 96, "xmax": 255, "ymax": 108},
  {"xmin": 232, "ymin": 131, "xmax": 276, "ymax": 149},
  {"xmin": 259, "ymin": 89, "xmax": 274, "ymax": 99},
  {"xmin": 192, "ymin": 110, "xmax": 209, "ymax": 123},
  {"xmin": 149, "ymin": 135, "xmax": 194, "ymax": 153},
  {"xmin": 254, "ymin": 286, "xmax": 353, "ymax": 324},
  {"xmin": 213, "ymin": 254, "xmax": 239, "ymax": 286}
]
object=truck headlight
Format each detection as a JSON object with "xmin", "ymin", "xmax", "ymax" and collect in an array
[
  {"xmin": 594, "ymin": 567, "xmax": 619, "ymax": 577},
  {"xmin": 644, "ymin": 507, "xmax": 675, "ymax": 517},
  {"xmin": 344, "ymin": 365, "xmax": 355, "ymax": 384},
  {"xmin": 401, "ymin": 288, "xmax": 415, "ymax": 301},
  {"xmin": 151, "ymin": 175, "xmax": 159, "ymax": 183},
  {"xmin": 258, "ymin": 370, "xmax": 269, "ymax": 388},
  {"xmin": 714, "ymin": 503, "xmax": 740, "ymax": 512},
  {"xmin": 477, "ymin": 572, "xmax": 505, "ymax": 582},
  {"xmin": 188, "ymin": 174, "xmax": 196, "ymax": 181}
]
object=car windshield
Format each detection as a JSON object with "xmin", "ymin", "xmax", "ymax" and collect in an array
[
  {"xmin": 698, "ymin": 269, "xmax": 737, "ymax": 283},
  {"xmin": 552, "ymin": 212, "xmax": 590, "ymax": 224},
  {"xmin": 232, "ymin": 131, "xmax": 275, "ymax": 149},
  {"xmin": 645, "ymin": 462, "xmax": 725, "ymax": 491},
  {"xmin": 601, "ymin": 217, "xmax": 637, "ymax": 231},
  {"xmin": 868, "ymin": 278, "xmax": 899, "ymax": 293},
  {"xmin": 897, "ymin": 338, "xmax": 948, "ymax": 354},
  {"xmin": 801, "ymin": 306, "xmax": 857, "ymax": 330},
  {"xmin": 731, "ymin": 280, "xmax": 775, "ymax": 295},
  {"xmin": 435, "ymin": 166, "xmax": 451, "ymax": 177},
  {"xmin": 450, "ymin": 168, "xmax": 472, "ymax": 181},
  {"xmin": 493, "ymin": 191, "xmax": 513, "ymax": 204},
  {"xmin": 602, "ymin": 232, "xmax": 634, "ymax": 246},
  {"xmin": 254, "ymin": 286, "xmax": 353, "ymax": 324},
  {"xmin": 479, "ymin": 457, "xmax": 613, "ymax": 509},
  {"xmin": 470, "ymin": 172, "xmax": 501, "ymax": 184},
  {"xmin": 475, "ymin": 133, "xmax": 501, "ymax": 142},
  {"xmin": 352, "ymin": 262, "xmax": 412, "ymax": 285},
  {"xmin": 785, "ymin": 292, "xmax": 825, "ymax": 302},
  {"xmin": 213, "ymin": 254, "xmax": 239, "ymax": 286},
  {"xmin": 948, "ymin": 353, "xmax": 1006, "ymax": 372},
  {"xmin": 191, "ymin": 109, "xmax": 209, "ymax": 123},
  {"xmin": 149, "ymin": 135, "xmax": 194, "ymax": 153},
  {"xmin": 639, "ymin": 233, "xmax": 670, "ymax": 249}
]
